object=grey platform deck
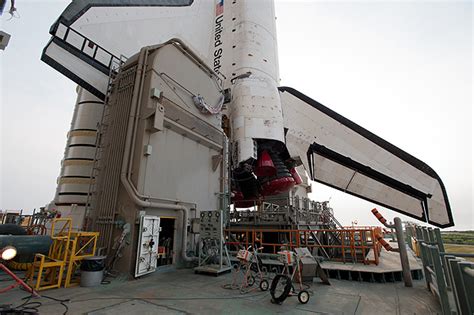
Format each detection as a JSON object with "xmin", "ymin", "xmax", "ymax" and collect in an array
[
  {"xmin": 321, "ymin": 248, "xmax": 421, "ymax": 273},
  {"xmin": 0, "ymin": 267, "xmax": 440, "ymax": 314},
  {"xmin": 321, "ymin": 247, "xmax": 424, "ymax": 282}
]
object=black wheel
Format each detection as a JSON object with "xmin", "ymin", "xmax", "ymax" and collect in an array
[
  {"xmin": 270, "ymin": 274, "xmax": 292, "ymax": 304},
  {"xmin": 247, "ymin": 275, "xmax": 255, "ymax": 286},
  {"xmin": 260, "ymin": 279, "xmax": 269, "ymax": 291},
  {"xmin": 298, "ymin": 290, "xmax": 310, "ymax": 304}
]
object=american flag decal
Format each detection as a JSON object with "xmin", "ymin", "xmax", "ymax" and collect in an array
[{"xmin": 216, "ymin": 0, "xmax": 224, "ymax": 16}]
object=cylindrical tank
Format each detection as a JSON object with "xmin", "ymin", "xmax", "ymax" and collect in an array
[
  {"xmin": 51, "ymin": 87, "xmax": 104, "ymax": 230},
  {"xmin": 0, "ymin": 235, "xmax": 52, "ymax": 262},
  {"xmin": 0, "ymin": 224, "xmax": 26, "ymax": 235}
]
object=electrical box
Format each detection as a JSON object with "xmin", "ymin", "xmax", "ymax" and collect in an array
[
  {"xmin": 294, "ymin": 247, "xmax": 318, "ymax": 281},
  {"xmin": 194, "ymin": 210, "xmax": 232, "ymax": 276},
  {"xmin": 199, "ymin": 211, "xmax": 221, "ymax": 239},
  {"xmin": 190, "ymin": 218, "xmax": 200, "ymax": 233}
]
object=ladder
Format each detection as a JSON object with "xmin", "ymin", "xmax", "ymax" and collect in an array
[{"xmin": 82, "ymin": 56, "xmax": 127, "ymax": 232}]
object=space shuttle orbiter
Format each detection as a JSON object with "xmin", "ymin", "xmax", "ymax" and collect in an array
[{"xmin": 42, "ymin": 0, "xmax": 453, "ymax": 228}]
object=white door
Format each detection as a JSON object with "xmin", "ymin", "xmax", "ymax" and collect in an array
[{"xmin": 135, "ymin": 215, "xmax": 161, "ymax": 277}]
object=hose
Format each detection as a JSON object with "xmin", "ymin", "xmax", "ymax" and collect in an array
[{"xmin": 270, "ymin": 274, "xmax": 292, "ymax": 304}]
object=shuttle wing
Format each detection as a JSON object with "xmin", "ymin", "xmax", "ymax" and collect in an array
[{"xmin": 280, "ymin": 87, "xmax": 453, "ymax": 228}]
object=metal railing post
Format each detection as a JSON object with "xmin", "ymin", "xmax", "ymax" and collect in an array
[
  {"xmin": 458, "ymin": 262, "xmax": 474, "ymax": 314},
  {"xmin": 428, "ymin": 245, "xmax": 451, "ymax": 315},
  {"xmin": 434, "ymin": 228, "xmax": 445, "ymax": 253},
  {"xmin": 422, "ymin": 227, "xmax": 431, "ymax": 245},
  {"xmin": 416, "ymin": 228, "xmax": 432, "ymax": 289}
]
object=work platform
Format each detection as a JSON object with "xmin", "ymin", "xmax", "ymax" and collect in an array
[
  {"xmin": 0, "ymin": 267, "xmax": 440, "ymax": 314},
  {"xmin": 321, "ymin": 247, "xmax": 424, "ymax": 283},
  {"xmin": 228, "ymin": 244, "xmax": 422, "ymax": 283}
]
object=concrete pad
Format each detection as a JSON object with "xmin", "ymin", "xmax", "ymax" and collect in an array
[
  {"xmin": 0, "ymin": 267, "xmax": 440, "ymax": 314},
  {"xmin": 88, "ymin": 300, "xmax": 185, "ymax": 314}
]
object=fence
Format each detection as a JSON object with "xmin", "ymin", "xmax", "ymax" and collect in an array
[
  {"xmin": 406, "ymin": 224, "xmax": 474, "ymax": 315},
  {"xmin": 225, "ymin": 227, "xmax": 382, "ymax": 265}
]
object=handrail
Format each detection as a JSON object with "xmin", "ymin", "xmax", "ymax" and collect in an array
[
  {"xmin": 52, "ymin": 22, "xmax": 125, "ymax": 72},
  {"xmin": 409, "ymin": 223, "xmax": 474, "ymax": 315},
  {"xmin": 230, "ymin": 197, "xmax": 340, "ymax": 229},
  {"xmin": 225, "ymin": 227, "xmax": 382, "ymax": 265}
]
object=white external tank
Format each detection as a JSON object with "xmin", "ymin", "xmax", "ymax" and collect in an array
[{"xmin": 51, "ymin": 87, "xmax": 104, "ymax": 229}]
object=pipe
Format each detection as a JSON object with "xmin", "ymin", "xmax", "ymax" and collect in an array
[
  {"xmin": 0, "ymin": 263, "xmax": 39, "ymax": 297},
  {"xmin": 371, "ymin": 208, "xmax": 394, "ymax": 228},
  {"xmin": 121, "ymin": 177, "xmax": 196, "ymax": 262},
  {"xmin": 119, "ymin": 45, "xmax": 197, "ymax": 262},
  {"xmin": 375, "ymin": 233, "xmax": 394, "ymax": 252}
]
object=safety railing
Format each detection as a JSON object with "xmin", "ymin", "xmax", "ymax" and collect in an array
[
  {"xmin": 230, "ymin": 197, "xmax": 338, "ymax": 227},
  {"xmin": 51, "ymin": 22, "xmax": 124, "ymax": 73},
  {"xmin": 225, "ymin": 227, "xmax": 383, "ymax": 265},
  {"xmin": 407, "ymin": 224, "xmax": 474, "ymax": 315}
]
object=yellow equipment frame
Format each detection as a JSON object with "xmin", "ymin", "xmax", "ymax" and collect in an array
[
  {"xmin": 27, "ymin": 218, "xmax": 72, "ymax": 291},
  {"xmin": 64, "ymin": 231, "xmax": 98, "ymax": 288},
  {"xmin": 27, "ymin": 218, "xmax": 100, "ymax": 290}
]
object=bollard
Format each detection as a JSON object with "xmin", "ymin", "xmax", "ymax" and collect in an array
[
  {"xmin": 394, "ymin": 217, "xmax": 413, "ymax": 287},
  {"xmin": 370, "ymin": 210, "xmax": 413, "ymax": 287}
]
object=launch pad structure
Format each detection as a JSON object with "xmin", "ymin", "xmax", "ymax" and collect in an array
[
  {"xmin": 34, "ymin": 0, "xmax": 454, "ymax": 278},
  {"xmin": 4, "ymin": 0, "xmax": 474, "ymax": 314}
]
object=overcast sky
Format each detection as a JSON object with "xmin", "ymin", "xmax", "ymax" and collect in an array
[{"xmin": 1, "ymin": 0, "xmax": 472, "ymax": 230}]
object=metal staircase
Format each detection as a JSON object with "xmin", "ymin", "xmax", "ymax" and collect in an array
[{"xmin": 289, "ymin": 199, "xmax": 344, "ymax": 259}]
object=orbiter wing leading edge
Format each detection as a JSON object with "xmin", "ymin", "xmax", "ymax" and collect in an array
[{"xmin": 280, "ymin": 87, "xmax": 453, "ymax": 228}]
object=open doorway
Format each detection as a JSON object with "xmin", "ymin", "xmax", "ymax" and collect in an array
[{"xmin": 158, "ymin": 217, "xmax": 175, "ymax": 266}]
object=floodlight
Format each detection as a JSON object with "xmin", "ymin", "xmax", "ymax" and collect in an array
[{"xmin": 0, "ymin": 246, "xmax": 17, "ymax": 261}]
